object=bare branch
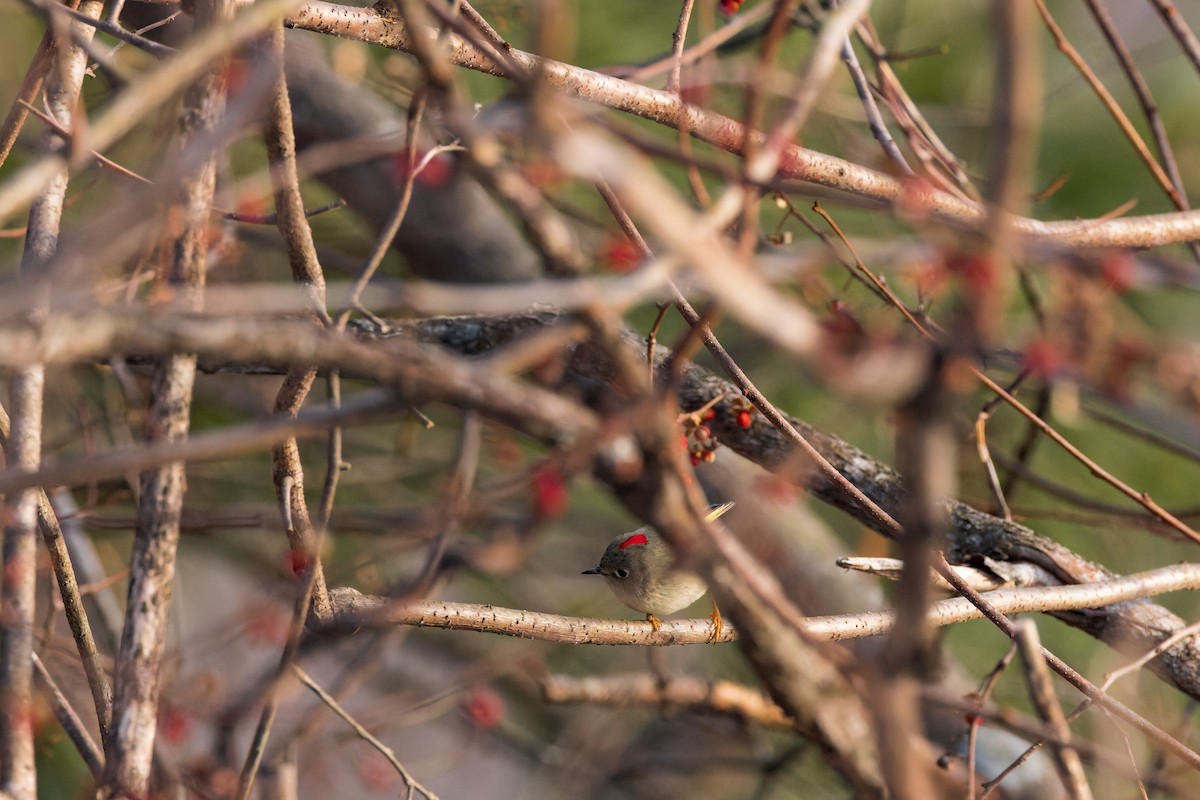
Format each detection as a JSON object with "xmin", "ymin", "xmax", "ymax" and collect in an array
[
  {"xmin": 320, "ymin": 562, "xmax": 1200, "ymax": 644},
  {"xmin": 542, "ymin": 673, "xmax": 793, "ymax": 729},
  {"xmin": 293, "ymin": 666, "xmax": 438, "ymax": 800},
  {"xmin": 101, "ymin": 0, "xmax": 228, "ymax": 792},
  {"xmin": 287, "ymin": 0, "xmax": 1200, "ymax": 249},
  {"xmin": 1014, "ymin": 620, "xmax": 1093, "ymax": 800},
  {"xmin": 31, "ymin": 654, "xmax": 103, "ymax": 779}
]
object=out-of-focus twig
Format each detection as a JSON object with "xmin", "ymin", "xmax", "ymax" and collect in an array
[
  {"xmin": 32, "ymin": 654, "xmax": 103, "ymax": 779},
  {"xmin": 1033, "ymin": 0, "xmax": 1179, "ymax": 207},
  {"xmin": 542, "ymin": 673, "xmax": 793, "ymax": 729},
  {"xmin": 293, "ymin": 666, "xmax": 438, "ymax": 800},
  {"xmin": 1014, "ymin": 620, "xmax": 1093, "ymax": 800}
]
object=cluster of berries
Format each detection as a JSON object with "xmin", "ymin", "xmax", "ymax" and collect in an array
[{"xmin": 680, "ymin": 397, "xmax": 756, "ymax": 466}]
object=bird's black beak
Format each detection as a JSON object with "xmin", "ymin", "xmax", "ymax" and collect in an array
[{"xmin": 581, "ymin": 567, "xmax": 601, "ymax": 575}]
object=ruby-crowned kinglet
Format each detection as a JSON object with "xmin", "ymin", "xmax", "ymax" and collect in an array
[{"xmin": 582, "ymin": 502, "xmax": 734, "ymax": 640}]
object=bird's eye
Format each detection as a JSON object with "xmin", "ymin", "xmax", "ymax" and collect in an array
[{"xmin": 614, "ymin": 568, "xmax": 629, "ymax": 579}]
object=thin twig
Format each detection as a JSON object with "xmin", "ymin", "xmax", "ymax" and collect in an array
[
  {"xmin": 1147, "ymin": 0, "xmax": 1200, "ymax": 78},
  {"xmin": 0, "ymin": 31, "xmax": 53, "ymax": 169},
  {"xmin": 23, "ymin": 0, "xmax": 175, "ymax": 57},
  {"xmin": 1033, "ymin": 0, "xmax": 1180, "ymax": 206},
  {"xmin": 665, "ymin": 0, "xmax": 695, "ymax": 95},
  {"xmin": 1081, "ymin": 0, "xmax": 1199, "ymax": 262},
  {"xmin": 32, "ymin": 654, "xmax": 103, "ymax": 778},
  {"xmin": 1014, "ymin": 620, "xmax": 1093, "ymax": 800},
  {"xmin": 838, "ymin": 33, "xmax": 912, "ymax": 175},
  {"xmin": 16, "ymin": 99, "xmax": 152, "ymax": 185},
  {"xmin": 222, "ymin": 197, "xmax": 345, "ymax": 225},
  {"xmin": 341, "ymin": 90, "xmax": 428, "ymax": 315},
  {"xmin": 293, "ymin": 666, "xmax": 438, "ymax": 800}
]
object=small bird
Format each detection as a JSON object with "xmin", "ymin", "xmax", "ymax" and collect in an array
[{"xmin": 582, "ymin": 503, "xmax": 734, "ymax": 640}]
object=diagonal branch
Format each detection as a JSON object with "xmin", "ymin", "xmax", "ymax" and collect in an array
[{"xmin": 286, "ymin": 0, "xmax": 1200, "ymax": 249}]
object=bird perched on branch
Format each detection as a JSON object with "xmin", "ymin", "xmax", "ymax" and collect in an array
[{"xmin": 582, "ymin": 503, "xmax": 735, "ymax": 641}]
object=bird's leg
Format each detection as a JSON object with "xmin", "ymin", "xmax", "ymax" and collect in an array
[
  {"xmin": 708, "ymin": 600, "xmax": 723, "ymax": 642},
  {"xmin": 645, "ymin": 613, "xmax": 662, "ymax": 632}
]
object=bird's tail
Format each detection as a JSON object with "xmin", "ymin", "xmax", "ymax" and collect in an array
[{"xmin": 704, "ymin": 501, "xmax": 736, "ymax": 522}]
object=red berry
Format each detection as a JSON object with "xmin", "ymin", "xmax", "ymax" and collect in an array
[
  {"xmin": 358, "ymin": 751, "xmax": 399, "ymax": 792},
  {"xmin": 242, "ymin": 608, "xmax": 288, "ymax": 646},
  {"xmin": 390, "ymin": 150, "xmax": 453, "ymax": 189},
  {"xmin": 1100, "ymin": 252, "xmax": 1136, "ymax": 293},
  {"xmin": 948, "ymin": 252, "xmax": 998, "ymax": 293},
  {"xmin": 702, "ymin": 450, "xmax": 716, "ymax": 463},
  {"xmin": 1023, "ymin": 338, "xmax": 1063, "ymax": 378},
  {"xmin": 464, "ymin": 687, "xmax": 506, "ymax": 729},
  {"xmin": 690, "ymin": 453, "xmax": 702, "ymax": 466},
  {"xmin": 694, "ymin": 425, "xmax": 711, "ymax": 441},
  {"xmin": 531, "ymin": 467, "xmax": 568, "ymax": 521},
  {"xmin": 600, "ymin": 236, "xmax": 642, "ymax": 273},
  {"xmin": 159, "ymin": 706, "xmax": 193, "ymax": 744},
  {"xmin": 285, "ymin": 549, "xmax": 312, "ymax": 575},
  {"xmin": 703, "ymin": 409, "xmax": 716, "ymax": 421},
  {"xmin": 736, "ymin": 410, "xmax": 752, "ymax": 428}
]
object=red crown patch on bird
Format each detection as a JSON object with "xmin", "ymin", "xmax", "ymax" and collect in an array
[{"xmin": 618, "ymin": 533, "xmax": 649, "ymax": 550}]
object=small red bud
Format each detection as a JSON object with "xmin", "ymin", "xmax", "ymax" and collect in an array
[
  {"xmin": 1101, "ymin": 252, "xmax": 1136, "ymax": 293},
  {"xmin": 531, "ymin": 467, "xmax": 568, "ymax": 521},
  {"xmin": 703, "ymin": 408, "xmax": 716, "ymax": 421},
  {"xmin": 736, "ymin": 410, "xmax": 753, "ymax": 428},
  {"xmin": 464, "ymin": 687, "xmax": 505, "ymax": 729},
  {"xmin": 702, "ymin": 450, "xmax": 716, "ymax": 463},
  {"xmin": 1023, "ymin": 338, "xmax": 1063, "ymax": 378},
  {"xmin": 159, "ymin": 706, "xmax": 193, "ymax": 744},
  {"xmin": 600, "ymin": 236, "xmax": 642, "ymax": 273},
  {"xmin": 285, "ymin": 549, "xmax": 312, "ymax": 575},
  {"xmin": 690, "ymin": 453, "xmax": 702, "ymax": 466},
  {"xmin": 694, "ymin": 425, "xmax": 711, "ymax": 441}
]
